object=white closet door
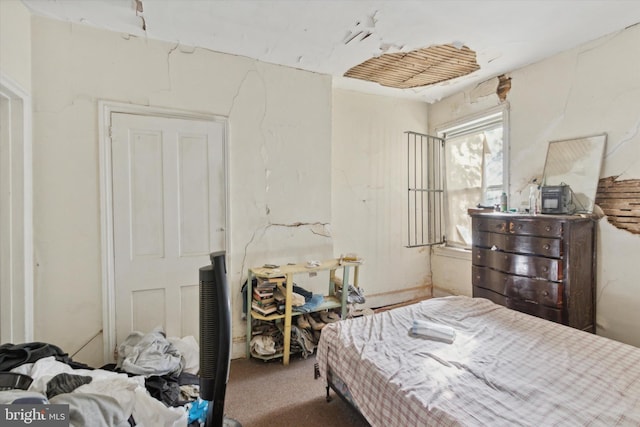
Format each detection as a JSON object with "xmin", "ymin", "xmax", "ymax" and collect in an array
[{"xmin": 110, "ymin": 113, "xmax": 225, "ymax": 346}]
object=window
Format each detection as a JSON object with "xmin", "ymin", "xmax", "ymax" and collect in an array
[
  {"xmin": 439, "ymin": 108, "xmax": 508, "ymax": 248},
  {"xmin": 405, "ymin": 107, "xmax": 507, "ymax": 249}
]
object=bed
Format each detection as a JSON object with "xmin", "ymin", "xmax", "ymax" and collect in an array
[{"xmin": 316, "ymin": 296, "xmax": 640, "ymax": 426}]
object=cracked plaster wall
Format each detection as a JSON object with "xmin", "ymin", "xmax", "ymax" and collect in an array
[
  {"xmin": 332, "ymin": 89, "xmax": 431, "ymax": 307},
  {"xmin": 28, "ymin": 15, "xmax": 331, "ymax": 365},
  {"xmin": 428, "ymin": 23, "xmax": 640, "ymax": 347}
]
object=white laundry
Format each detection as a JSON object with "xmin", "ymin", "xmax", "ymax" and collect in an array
[
  {"xmin": 117, "ymin": 327, "xmax": 183, "ymax": 376},
  {"xmin": 12, "ymin": 357, "xmax": 188, "ymax": 427},
  {"xmin": 250, "ymin": 335, "xmax": 276, "ymax": 356},
  {"xmin": 49, "ymin": 393, "xmax": 131, "ymax": 427},
  {"xmin": 167, "ymin": 335, "xmax": 199, "ymax": 375}
]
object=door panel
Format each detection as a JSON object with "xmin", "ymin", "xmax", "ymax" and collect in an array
[
  {"xmin": 132, "ymin": 288, "xmax": 166, "ymax": 334},
  {"xmin": 178, "ymin": 135, "xmax": 214, "ymax": 256},
  {"xmin": 130, "ymin": 129, "xmax": 165, "ymax": 258},
  {"xmin": 180, "ymin": 284, "xmax": 199, "ymax": 338},
  {"xmin": 111, "ymin": 113, "xmax": 225, "ymax": 346}
]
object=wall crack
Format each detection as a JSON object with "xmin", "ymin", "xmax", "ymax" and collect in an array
[
  {"xmin": 228, "ymin": 66, "xmax": 260, "ymax": 117},
  {"xmin": 267, "ymin": 221, "xmax": 331, "ymax": 237},
  {"xmin": 605, "ymin": 118, "xmax": 640, "ymax": 160},
  {"xmin": 239, "ymin": 221, "xmax": 332, "ymax": 284},
  {"xmin": 159, "ymin": 42, "xmax": 181, "ymax": 93}
]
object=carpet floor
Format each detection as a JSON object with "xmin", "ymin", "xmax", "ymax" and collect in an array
[{"xmin": 223, "ymin": 355, "xmax": 370, "ymax": 427}]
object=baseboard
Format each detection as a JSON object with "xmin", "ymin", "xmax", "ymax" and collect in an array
[
  {"xmin": 232, "ymin": 339, "xmax": 247, "ymax": 360},
  {"xmin": 373, "ymin": 296, "xmax": 431, "ymax": 313},
  {"xmin": 364, "ymin": 285, "xmax": 432, "ymax": 309},
  {"xmin": 432, "ymin": 286, "xmax": 470, "ymax": 298}
]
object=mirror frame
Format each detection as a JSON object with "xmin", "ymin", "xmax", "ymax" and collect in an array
[{"xmin": 542, "ymin": 133, "xmax": 607, "ymax": 214}]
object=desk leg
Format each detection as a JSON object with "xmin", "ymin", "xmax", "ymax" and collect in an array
[
  {"xmin": 341, "ymin": 266, "xmax": 350, "ymax": 319},
  {"xmin": 283, "ymin": 274, "xmax": 293, "ymax": 365},
  {"xmin": 246, "ymin": 271, "xmax": 253, "ymax": 359},
  {"xmin": 353, "ymin": 265, "xmax": 359, "ymax": 288}
]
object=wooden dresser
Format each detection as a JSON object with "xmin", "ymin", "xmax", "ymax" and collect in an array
[{"xmin": 470, "ymin": 213, "xmax": 596, "ymax": 332}]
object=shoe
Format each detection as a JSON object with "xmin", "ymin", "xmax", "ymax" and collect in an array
[
  {"xmin": 347, "ymin": 286, "xmax": 366, "ymax": 304},
  {"xmin": 299, "ymin": 328, "xmax": 316, "ymax": 353},
  {"xmin": 337, "ymin": 285, "xmax": 366, "ymax": 304},
  {"xmin": 320, "ymin": 311, "xmax": 340, "ymax": 323},
  {"xmin": 307, "ymin": 313, "xmax": 326, "ymax": 330},
  {"xmin": 348, "ymin": 307, "xmax": 374, "ymax": 318},
  {"xmin": 297, "ymin": 314, "xmax": 311, "ymax": 329}
]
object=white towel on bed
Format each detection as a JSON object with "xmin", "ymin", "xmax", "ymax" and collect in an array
[{"xmin": 410, "ymin": 319, "xmax": 456, "ymax": 344}]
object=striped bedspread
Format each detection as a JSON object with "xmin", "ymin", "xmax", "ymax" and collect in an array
[{"xmin": 317, "ymin": 296, "xmax": 640, "ymax": 426}]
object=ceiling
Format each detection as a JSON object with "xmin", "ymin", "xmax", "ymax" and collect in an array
[{"xmin": 21, "ymin": 0, "xmax": 640, "ymax": 103}]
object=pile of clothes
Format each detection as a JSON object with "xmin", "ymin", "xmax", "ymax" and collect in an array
[
  {"xmin": 249, "ymin": 310, "xmax": 342, "ymax": 361},
  {"xmin": 0, "ymin": 328, "xmax": 206, "ymax": 427},
  {"xmin": 114, "ymin": 327, "xmax": 200, "ymax": 408}
]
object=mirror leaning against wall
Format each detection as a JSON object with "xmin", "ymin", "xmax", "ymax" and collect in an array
[{"xmin": 541, "ymin": 133, "xmax": 607, "ymax": 214}]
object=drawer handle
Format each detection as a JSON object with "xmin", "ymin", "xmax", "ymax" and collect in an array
[
  {"xmin": 543, "ymin": 291, "xmax": 549, "ymax": 296},
  {"xmin": 504, "ymin": 255, "xmax": 508, "ymax": 260},
  {"xmin": 543, "ymin": 244, "xmax": 550, "ymax": 250},
  {"xmin": 517, "ymin": 224, "xmax": 523, "ymax": 230},
  {"xmin": 476, "ymin": 275, "xmax": 481, "ymax": 280},
  {"xmin": 477, "ymin": 254, "xmax": 481, "ymax": 259},
  {"xmin": 543, "ymin": 266, "xmax": 549, "ymax": 272},
  {"xmin": 545, "ymin": 226, "xmax": 551, "ymax": 232}
]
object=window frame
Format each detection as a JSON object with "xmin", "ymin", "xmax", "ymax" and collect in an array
[{"xmin": 436, "ymin": 105, "xmax": 510, "ymax": 250}]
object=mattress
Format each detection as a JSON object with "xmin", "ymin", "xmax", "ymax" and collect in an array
[{"xmin": 317, "ymin": 296, "xmax": 640, "ymax": 427}]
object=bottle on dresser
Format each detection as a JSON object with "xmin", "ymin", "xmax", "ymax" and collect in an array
[{"xmin": 529, "ymin": 183, "xmax": 540, "ymax": 215}]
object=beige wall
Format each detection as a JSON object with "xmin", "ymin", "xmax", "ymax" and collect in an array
[
  {"xmin": 332, "ymin": 89, "xmax": 431, "ymax": 307},
  {"xmin": 430, "ymin": 24, "xmax": 640, "ymax": 347},
  {"xmin": 0, "ymin": 0, "xmax": 31, "ymax": 90},
  {"xmin": 30, "ymin": 15, "xmax": 332, "ymax": 365}
]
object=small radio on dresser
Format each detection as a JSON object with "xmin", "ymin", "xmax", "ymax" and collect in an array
[{"xmin": 541, "ymin": 184, "xmax": 572, "ymax": 214}]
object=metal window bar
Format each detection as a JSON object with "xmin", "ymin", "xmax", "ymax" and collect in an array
[{"xmin": 405, "ymin": 131, "xmax": 445, "ymax": 248}]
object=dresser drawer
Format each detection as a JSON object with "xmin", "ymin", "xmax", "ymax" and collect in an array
[
  {"xmin": 472, "ymin": 247, "xmax": 561, "ymax": 282},
  {"xmin": 472, "ymin": 266, "xmax": 562, "ymax": 307},
  {"xmin": 474, "ymin": 218, "xmax": 510, "ymax": 234},
  {"xmin": 473, "ymin": 231, "xmax": 561, "ymax": 258},
  {"xmin": 473, "ymin": 286, "xmax": 563, "ymax": 323},
  {"xmin": 474, "ymin": 217, "xmax": 563, "ymax": 238}
]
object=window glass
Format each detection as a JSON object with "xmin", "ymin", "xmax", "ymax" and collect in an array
[
  {"xmin": 441, "ymin": 112, "xmax": 505, "ymax": 248},
  {"xmin": 482, "ymin": 125, "xmax": 504, "ymax": 206}
]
